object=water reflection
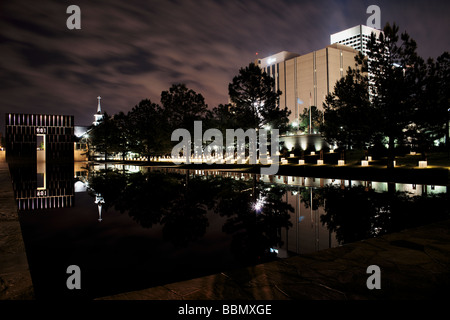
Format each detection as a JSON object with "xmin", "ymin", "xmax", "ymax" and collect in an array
[
  {"xmin": 86, "ymin": 167, "xmax": 294, "ymax": 263},
  {"xmin": 12, "ymin": 162, "xmax": 448, "ymax": 299},
  {"xmin": 9, "ymin": 161, "xmax": 74, "ymax": 210},
  {"xmin": 318, "ymin": 185, "xmax": 449, "ymax": 245},
  {"xmin": 82, "ymin": 164, "xmax": 448, "ymax": 256}
]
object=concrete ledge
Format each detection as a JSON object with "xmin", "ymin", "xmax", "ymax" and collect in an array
[{"xmin": 0, "ymin": 155, "xmax": 34, "ymax": 300}]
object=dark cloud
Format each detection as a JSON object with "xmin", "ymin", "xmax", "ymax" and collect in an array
[{"xmin": 0, "ymin": 0, "xmax": 449, "ymax": 131}]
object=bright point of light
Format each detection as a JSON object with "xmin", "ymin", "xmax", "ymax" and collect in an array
[
  {"xmin": 292, "ymin": 122, "xmax": 298, "ymax": 127},
  {"xmin": 253, "ymin": 196, "xmax": 267, "ymax": 213},
  {"xmin": 267, "ymin": 57, "xmax": 276, "ymax": 64}
]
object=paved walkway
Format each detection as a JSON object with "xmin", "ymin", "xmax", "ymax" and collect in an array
[
  {"xmin": 0, "ymin": 152, "xmax": 34, "ymax": 299},
  {"xmin": 99, "ymin": 218, "xmax": 450, "ymax": 300}
]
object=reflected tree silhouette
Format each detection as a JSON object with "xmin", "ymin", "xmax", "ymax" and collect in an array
[
  {"xmin": 160, "ymin": 173, "xmax": 219, "ymax": 247},
  {"xmin": 87, "ymin": 169, "xmax": 448, "ymax": 261},
  {"xmin": 116, "ymin": 171, "xmax": 181, "ymax": 228},
  {"xmin": 299, "ymin": 187, "xmax": 324, "ymax": 211},
  {"xmin": 87, "ymin": 169, "xmax": 294, "ymax": 263},
  {"xmin": 218, "ymin": 181, "xmax": 294, "ymax": 264},
  {"xmin": 87, "ymin": 169, "xmax": 128, "ymax": 212},
  {"xmin": 319, "ymin": 185, "xmax": 449, "ymax": 245}
]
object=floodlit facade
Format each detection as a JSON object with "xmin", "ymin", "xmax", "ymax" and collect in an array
[
  {"xmin": 256, "ymin": 25, "xmax": 382, "ymax": 126},
  {"xmin": 331, "ymin": 25, "xmax": 383, "ymax": 99},
  {"xmin": 330, "ymin": 25, "xmax": 382, "ymax": 56},
  {"xmin": 257, "ymin": 44, "xmax": 359, "ymax": 124}
]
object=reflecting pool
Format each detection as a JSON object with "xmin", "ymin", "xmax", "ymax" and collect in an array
[{"xmin": 11, "ymin": 162, "xmax": 449, "ymax": 299}]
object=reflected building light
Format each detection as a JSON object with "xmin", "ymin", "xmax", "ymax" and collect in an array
[
  {"xmin": 253, "ymin": 195, "xmax": 267, "ymax": 213},
  {"xmin": 95, "ymin": 194, "xmax": 105, "ymax": 222},
  {"xmin": 74, "ymin": 181, "xmax": 87, "ymax": 193},
  {"xmin": 97, "ymin": 204, "xmax": 103, "ymax": 222},
  {"xmin": 430, "ymin": 185, "xmax": 446, "ymax": 194},
  {"xmin": 95, "ymin": 194, "xmax": 105, "ymax": 204}
]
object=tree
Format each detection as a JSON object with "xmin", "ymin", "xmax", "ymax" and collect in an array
[
  {"xmin": 127, "ymin": 99, "xmax": 170, "ymax": 160},
  {"xmin": 323, "ymin": 23, "xmax": 426, "ymax": 165},
  {"xmin": 367, "ymin": 23, "xmax": 422, "ymax": 167},
  {"xmin": 111, "ymin": 111, "xmax": 131, "ymax": 161},
  {"xmin": 210, "ymin": 103, "xmax": 240, "ymax": 134},
  {"xmin": 298, "ymin": 106, "xmax": 323, "ymax": 134},
  {"xmin": 411, "ymin": 52, "xmax": 450, "ymax": 155},
  {"xmin": 89, "ymin": 112, "xmax": 117, "ymax": 161},
  {"xmin": 160, "ymin": 83, "xmax": 210, "ymax": 135},
  {"xmin": 321, "ymin": 52, "xmax": 375, "ymax": 150},
  {"xmin": 436, "ymin": 52, "xmax": 450, "ymax": 156},
  {"xmin": 228, "ymin": 62, "xmax": 290, "ymax": 131}
]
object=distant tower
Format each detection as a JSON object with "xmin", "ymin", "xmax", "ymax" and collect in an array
[{"xmin": 93, "ymin": 96, "xmax": 104, "ymax": 126}]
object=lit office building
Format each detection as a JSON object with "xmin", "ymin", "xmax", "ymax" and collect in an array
[
  {"xmin": 257, "ymin": 44, "xmax": 359, "ymax": 125},
  {"xmin": 330, "ymin": 25, "xmax": 383, "ymax": 99},
  {"xmin": 256, "ymin": 25, "xmax": 382, "ymax": 127},
  {"xmin": 330, "ymin": 24, "xmax": 382, "ymax": 56}
]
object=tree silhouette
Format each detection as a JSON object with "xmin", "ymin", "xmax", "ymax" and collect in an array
[
  {"xmin": 298, "ymin": 105, "xmax": 324, "ymax": 134},
  {"xmin": 228, "ymin": 62, "xmax": 290, "ymax": 131},
  {"xmin": 367, "ymin": 23, "xmax": 423, "ymax": 166},
  {"xmin": 161, "ymin": 83, "xmax": 210, "ymax": 135},
  {"xmin": 89, "ymin": 112, "xmax": 117, "ymax": 161},
  {"xmin": 322, "ymin": 51, "xmax": 374, "ymax": 150},
  {"xmin": 127, "ymin": 99, "xmax": 171, "ymax": 160}
]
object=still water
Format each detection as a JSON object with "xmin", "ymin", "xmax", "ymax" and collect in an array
[{"xmin": 11, "ymin": 161, "xmax": 449, "ymax": 299}]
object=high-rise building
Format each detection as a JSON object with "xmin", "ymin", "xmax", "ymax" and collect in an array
[
  {"xmin": 331, "ymin": 25, "xmax": 383, "ymax": 99},
  {"xmin": 256, "ymin": 25, "xmax": 382, "ymax": 128},
  {"xmin": 257, "ymin": 44, "xmax": 359, "ymax": 126},
  {"xmin": 330, "ymin": 25, "xmax": 382, "ymax": 56}
]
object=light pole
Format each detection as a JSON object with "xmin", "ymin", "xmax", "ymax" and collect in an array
[
  {"xmin": 309, "ymin": 92, "xmax": 312, "ymax": 134},
  {"xmin": 447, "ymin": 107, "xmax": 450, "ymax": 159},
  {"xmin": 297, "ymin": 98, "xmax": 303, "ymax": 132}
]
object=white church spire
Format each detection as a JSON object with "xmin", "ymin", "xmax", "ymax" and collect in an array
[
  {"xmin": 97, "ymin": 96, "xmax": 102, "ymax": 113},
  {"xmin": 93, "ymin": 96, "xmax": 104, "ymax": 126}
]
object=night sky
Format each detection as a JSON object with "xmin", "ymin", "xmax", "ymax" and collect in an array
[{"xmin": 1, "ymin": 0, "xmax": 449, "ymax": 131}]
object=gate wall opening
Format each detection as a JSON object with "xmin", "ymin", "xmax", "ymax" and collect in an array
[{"xmin": 5, "ymin": 113, "xmax": 74, "ymax": 162}]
